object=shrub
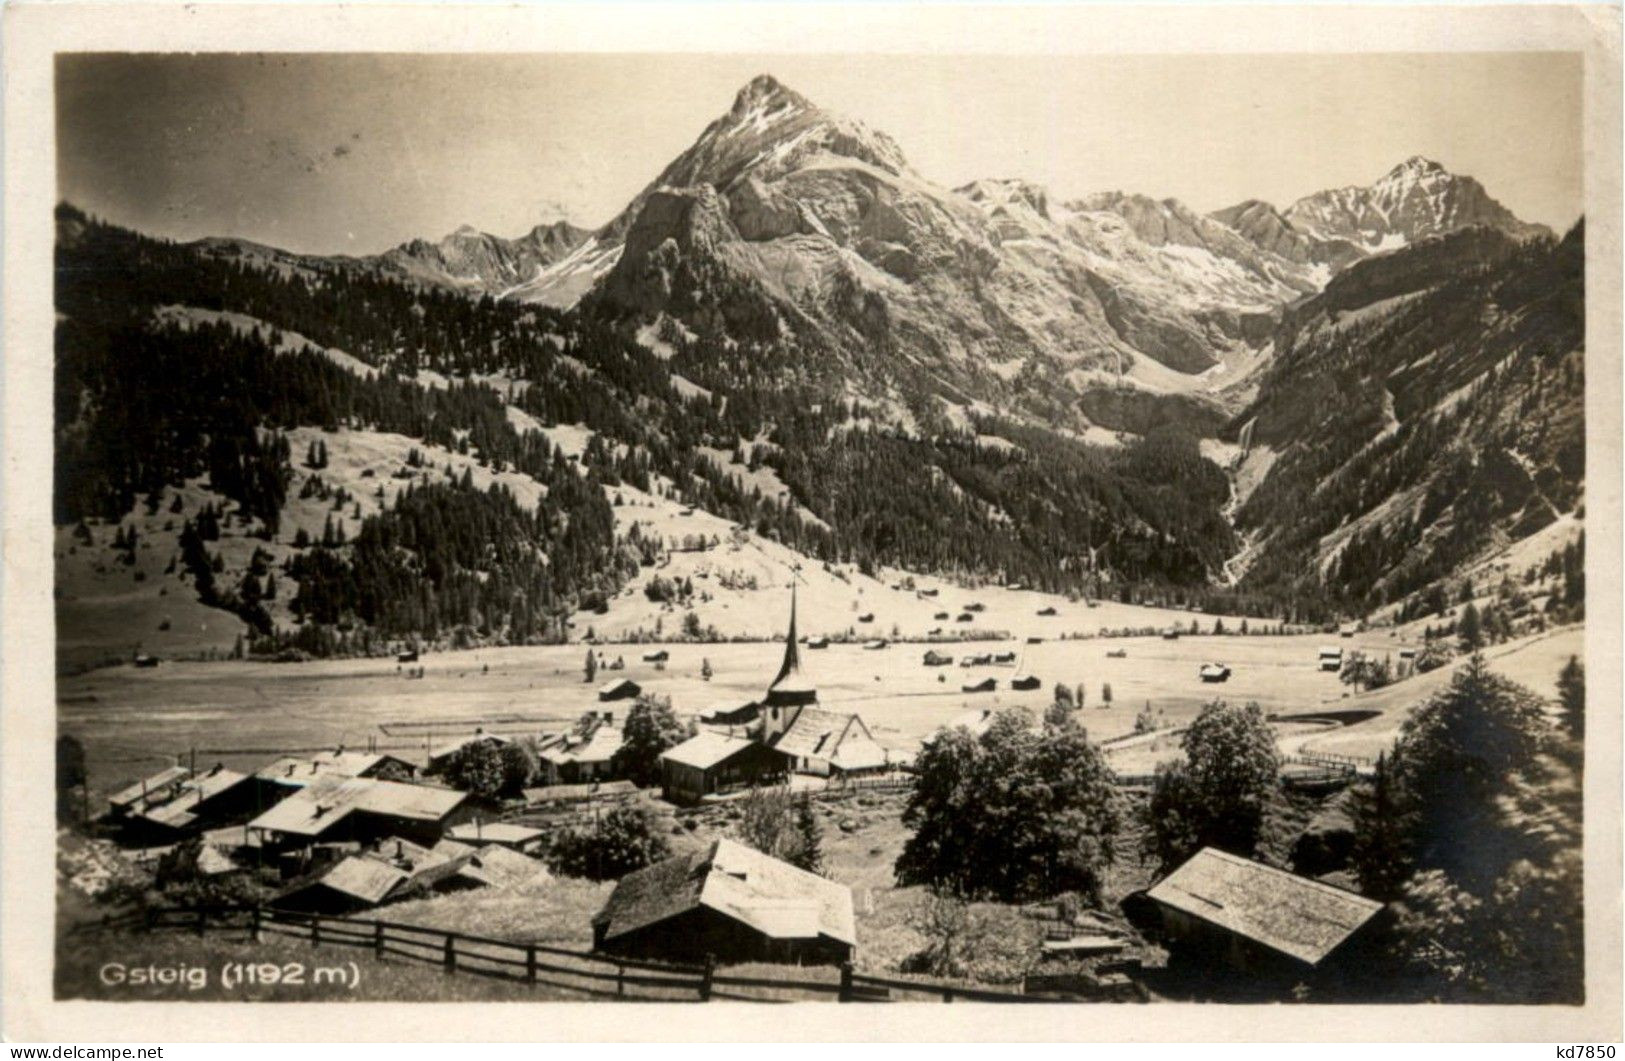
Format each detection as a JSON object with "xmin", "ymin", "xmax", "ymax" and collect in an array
[{"xmin": 547, "ymin": 806, "xmax": 670, "ymax": 881}]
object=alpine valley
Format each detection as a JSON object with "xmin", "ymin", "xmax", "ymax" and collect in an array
[{"xmin": 54, "ymin": 74, "xmax": 1584, "ymax": 667}]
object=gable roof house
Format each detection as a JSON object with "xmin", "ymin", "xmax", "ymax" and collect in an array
[
  {"xmin": 113, "ymin": 764, "xmax": 282, "ymax": 843},
  {"xmin": 593, "ymin": 838, "xmax": 856, "ymax": 965},
  {"xmin": 538, "ymin": 718, "xmax": 624, "ymax": 785},
  {"xmin": 274, "ymin": 836, "xmax": 499, "ymax": 914},
  {"xmin": 1136, "ymin": 848, "xmax": 1387, "ymax": 980},
  {"xmin": 659, "ymin": 731, "xmax": 785, "ymax": 805},
  {"xmin": 307, "ymin": 748, "xmax": 419, "ymax": 780},
  {"xmin": 246, "ymin": 774, "xmax": 474, "ymax": 851}
]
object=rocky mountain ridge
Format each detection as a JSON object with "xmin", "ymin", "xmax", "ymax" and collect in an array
[
  {"xmin": 1213, "ymin": 156, "xmax": 1551, "ymax": 273},
  {"xmin": 188, "ymin": 78, "xmax": 1555, "ymax": 438}
]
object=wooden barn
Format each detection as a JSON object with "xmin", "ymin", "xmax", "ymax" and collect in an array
[
  {"xmin": 593, "ymin": 838, "xmax": 856, "ymax": 965},
  {"xmin": 597, "ymin": 678, "xmax": 641, "ymax": 702},
  {"xmin": 1136, "ymin": 848, "xmax": 1386, "ymax": 978},
  {"xmin": 660, "ymin": 731, "xmax": 784, "ymax": 804}
]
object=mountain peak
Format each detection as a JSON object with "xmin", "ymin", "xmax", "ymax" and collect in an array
[
  {"xmin": 1383, "ymin": 155, "xmax": 1449, "ymax": 181},
  {"xmin": 449, "ymin": 223, "xmax": 484, "ymax": 239},
  {"xmin": 729, "ymin": 74, "xmax": 811, "ymax": 117}
]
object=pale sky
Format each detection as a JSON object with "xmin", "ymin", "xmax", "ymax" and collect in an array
[{"xmin": 57, "ymin": 52, "xmax": 1583, "ymax": 256}]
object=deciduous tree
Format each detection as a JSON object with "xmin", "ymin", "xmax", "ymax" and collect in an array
[{"xmin": 1144, "ymin": 700, "xmax": 1278, "ymax": 870}]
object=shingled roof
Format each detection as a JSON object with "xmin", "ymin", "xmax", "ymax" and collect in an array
[
  {"xmin": 661, "ymin": 730, "xmax": 758, "ymax": 770},
  {"xmin": 1147, "ymin": 848, "xmax": 1384, "ymax": 967},
  {"xmin": 594, "ymin": 838, "xmax": 855, "ymax": 947},
  {"xmin": 539, "ymin": 725, "xmax": 623, "ymax": 767},
  {"xmin": 769, "ymin": 708, "xmax": 887, "ymax": 770},
  {"xmin": 108, "ymin": 766, "xmax": 191, "ymax": 811},
  {"xmin": 247, "ymin": 775, "xmax": 467, "ymax": 838}
]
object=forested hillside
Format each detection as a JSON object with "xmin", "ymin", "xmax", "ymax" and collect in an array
[
  {"xmin": 1231, "ymin": 224, "xmax": 1585, "ymax": 614},
  {"xmin": 57, "ymin": 205, "xmax": 1293, "ymax": 661}
]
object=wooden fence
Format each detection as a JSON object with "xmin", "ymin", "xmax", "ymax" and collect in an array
[
  {"xmin": 818, "ymin": 774, "xmax": 915, "ymax": 796},
  {"xmin": 120, "ymin": 904, "xmax": 1048, "ymax": 1003}
]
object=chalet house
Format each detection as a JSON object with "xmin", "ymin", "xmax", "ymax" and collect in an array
[
  {"xmin": 114, "ymin": 764, "xmax": 282, "ymax": 843},
  {"xmin": 250, "ymin": 750, "xmax": 421, "ymax": 819},
  {"xmin": 660, "ymin": 731, "xmax": 784, "ymax": 804},
  {"xmin": 246, "ymin": 774, "xmax": 475, "ymax": 851},
  {"xmin": 1135, "ymin": 848, "xmax": 1386, "ymax": 978},
  {"xmin": 273, "ymin": 853, "xmax": 413, "ymax": 914},
  {"xmin": 538, "ymin": 718, "xmax": 624, "ymax": 785},
  {"xmin": 593, "ymin": 838, "xmax": 856, "ymax": 965},
  {"xmin": 306, "ymin": 749, "xmax": 418, "ymax": 780}
]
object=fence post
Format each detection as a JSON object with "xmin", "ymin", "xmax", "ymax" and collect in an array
[
  {"xmin": 196, "ymin": 907, "xmax": 207, "ymax": 937},
  {"xmin": 374, "ymin": 921, "xmax": 385, "ymax": 960},
  {"xmin": 526, "ymin": 945, "xmax": 537, "ymax": 984},
  {"xmin": 943, "ymin": 987, "xmax": 954, "ymax": 1003},
  {"xmin": 443, "ymin": 934, "xmax": 457, "ymax": 974},
  {"xmin": 617, "ymin": 964, "xmax": 626, "ymax": 997},
  {"xmin": 251, "ymin": 905, "xmax": 262, "ymax": 943},
  {"xmin": 699, "ymin": 954, "xmax": 714, "ymax": 1002},
  {"xmin": 839, "ymin": 961, "xmax": 853, "ymax": 1002},
  {"xmin": 311, "ymin": 916, "xmax": 321, "ymax": 949}
]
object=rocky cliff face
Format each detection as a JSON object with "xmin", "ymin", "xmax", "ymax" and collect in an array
[
  {"xmin": 575, "ymin": 75, "xmax": 1341, "ymax": 428},
  {"xmin": 1209, "ymin": 199, "xmax": 1365, "ymax": 272}
]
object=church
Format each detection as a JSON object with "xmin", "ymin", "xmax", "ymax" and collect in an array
[
  {"xmin": 757, "ymin": 588, "xmax": 890, "ymax": 777},
  {"xmin": 659, "ymin": 587, "xmax": 891, "ymax": 802}
]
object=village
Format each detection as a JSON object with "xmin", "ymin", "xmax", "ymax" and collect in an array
[{"xmin": 56, "ymin": 578, "xmax": 1585, "ymax": 1004}]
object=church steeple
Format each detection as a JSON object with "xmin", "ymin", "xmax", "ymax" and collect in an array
[
  {"xmin": 764, "ymin": 584, "xmax": 817, "ymax": 709},
  {"xmin": 771, "ymin": 584, "xmax": 802, "ymax": 688}
]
